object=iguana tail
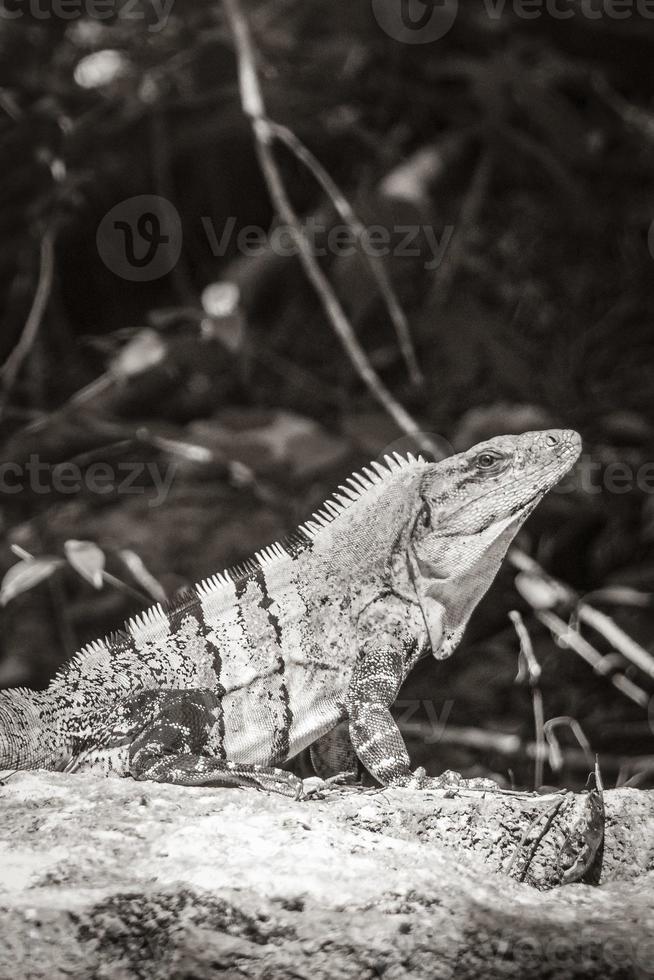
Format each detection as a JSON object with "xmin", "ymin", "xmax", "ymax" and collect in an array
[{"xmin": 0, "ymin": 688, "xmax": 64, "ymax": 770}]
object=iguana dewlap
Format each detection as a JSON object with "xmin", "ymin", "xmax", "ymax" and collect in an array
[{"xmin": 0, "ymin": 429, "xmax": 581, "ymax": 797}]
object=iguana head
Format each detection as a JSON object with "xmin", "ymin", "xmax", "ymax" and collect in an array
[
  {"xmin": 415, "ymin": 428, "xmax": 581, "ymax": 539},
  {"xmin": 404, "ymin": 428, "xmax": 581, "ymax": 658}
]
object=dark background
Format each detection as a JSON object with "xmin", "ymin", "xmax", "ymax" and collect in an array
[{"xmin": 1, "ymin": 0, "xmax": 654, "ymax": 789}]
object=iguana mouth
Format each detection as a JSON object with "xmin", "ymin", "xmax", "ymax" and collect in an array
[{"xmin": 435, "ymin": 483, "xmax": 547, "ymax": 536}]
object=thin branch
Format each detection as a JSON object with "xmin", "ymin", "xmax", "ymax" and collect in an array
[
  {"xmin": 536, "ymin": 609, "xmax": 649, "ymax": 708},
  {"xmin": 510, "ymin": 609, "xmax": 542, "ymax": 684},
  {"xmin": 222, "ymin": 0, "xmax": 437, "ymax": 457},
  {"xmin": 0, "ymin": 226, "xmax": 57, "ymax": 418},
  {"xmin": 543, "ymin": 716, "xmax": 594, "ymax": 772},
  {"xmin": 505, "ymin": 795, "xmax": 567, "ymax": 882},
  {"xmin": 149, "ymin": 108, "xmax": 197, "ymax": 306},
  {"xmin": 400, "ymin": 720, "xmax": 654, "ymax": 778},
  {"xmin": 500, "ymin": 125, "xmax": 584, "ymax": 203},
  {"xmin": 510, "ymin": 610, "xmax": 545, "ymax": 790},
  {"xmin": 267, "ymin": 120, "xmax": 423, "ymax": 386},
  {"xmin": 428, "ymin": 145, "xmax": 494, "ymax": 308},
  {"xmin": 11, "ymin": 544, "xmax": 151, "ymax": 606},
  {"xmin": 510, "ymin": 549, "xmax": 654, "ymax": 694},
  {"xmin": 577, "ymin": 602, "xmax": 654, "ymax": 682}
]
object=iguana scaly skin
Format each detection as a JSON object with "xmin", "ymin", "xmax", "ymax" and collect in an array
[{"xmin": 0, "ymin": 429, "xmax": 581, "ymax": 797}]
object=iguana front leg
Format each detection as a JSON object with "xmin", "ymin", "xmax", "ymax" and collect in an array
[
  {"xmin": 347, "ymin": 642, "xmax": 419, "ymax": 787},
  {"xmin": 347, "ymin": 600, "xmax": 496, "ymax": 792}
]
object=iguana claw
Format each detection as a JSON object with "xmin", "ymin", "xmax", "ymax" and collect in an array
[
  {"xmin": 301, "ymin": 771, "xmax": 359, "ymax": 800},
  {"xmin": 409, "ymin": 767, "xmax": 499, "ymax": 793}
]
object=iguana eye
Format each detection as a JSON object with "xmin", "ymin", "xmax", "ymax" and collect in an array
[
  {"xmin": 419, "ymin": 502, "xmax": 431, "ymax": 528},
  {"xmin": 476, "ymin": 451, "xmax": 501, "ymax": 470}
]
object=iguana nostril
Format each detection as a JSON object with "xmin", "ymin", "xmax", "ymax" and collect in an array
[{"xmin": 545, "ymin": 433, "xmax": 559, "ymax": 447}]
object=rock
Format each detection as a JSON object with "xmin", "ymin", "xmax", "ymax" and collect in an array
[{"xmin": 1, "ymin": 773, "xmax": 653, "ymax": 978}]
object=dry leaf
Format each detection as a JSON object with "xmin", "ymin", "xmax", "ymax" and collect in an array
[
  {"xmin": 0, "ymin": 557, "xmax": 64, "ymax": 606},
  {"xmin": 119, "ymin": 550, "xmax": 167, "ymax": 603},
  {"xmin": 64, "ymin": 540, "xmax": 106, "ymax": 590},
  {"xmin": 109, "ymin": 329, "xmax": 167, "ymax": 380},
  {"xmin": 515, "ymin": 572, "xmax": 560, "ymax": 610}
]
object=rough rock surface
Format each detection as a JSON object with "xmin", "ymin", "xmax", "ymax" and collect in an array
[{"xmin": 0, "ymin": 772, "xmax": 652, "ymax": 979}]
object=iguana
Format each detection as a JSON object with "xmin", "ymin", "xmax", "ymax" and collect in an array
[{"xmin": 0, "ymin": 428, "xmax": 581, "ymax": 798}]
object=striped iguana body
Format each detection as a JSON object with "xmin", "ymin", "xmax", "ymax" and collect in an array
[{"xmin": 0, "ymin": 429, "xmax": 581, "ymax": 797}]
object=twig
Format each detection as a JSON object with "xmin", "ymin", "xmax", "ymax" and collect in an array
[
  {"xmin": 528, "ymin": 703, "xmax": 544, "ymax": 782},
  {"xmin": 399, "ymin": 720, "xmax": 654, "ymax": 777},
  {"xmin": 0, "ymin": 226, "xmax": 57, "ymax": 418},
  {"xmin": 577, "ymin": 602, "xmax": 654, "ymax": 682},
  {"xmin": 592, "ymin": 72, "xmax": 654, "ymax": 146},
  {"xmin": 48, "ymin": 573, "xmax": 79, "ymax": 657},
  {"xmin": 536, "ymin": 609, "xmax": 649, "ymax": 708},
  {"xmin": 543, "ymin": 716, "xmax": 594, "ymax": 772},
  {"xmin": 500, "ymin": 125, "xmax": 584, "ymax": 203},
  {"xmin": 511, "ymin": 609, "xmax": 542, "ymax": 684},
  {"xmin": 617, "ymin": 758, "xmax": 654, "ymax": 788},
  {"xmin": 253, "ymin": 345, "xmax": 344, "ymax": 403},
  {"xmin": 510, "ymin": 610, "xmax": 545, "ymax": 790},
  {"xmin": 11, "ymin": 544, "xmax": 151, "ymax": 606},
  {"xmin": 505, "ymin": 794, "xmax": 568, "ymax": 881},
  {"xmin": 508, "ymin": 548, "xmax": 575, "ymax": 603},
  {"xmin": 509, "ymin": 549, "xmax": 654, "ymax": 701},
  {"xmin": 429, "ymin": 145, "xmax": 494, "ymax": 307},
  {"xmin": 267, "ymin": 120, "xmax": 423, "ymax": 386},
  {"xmin": 149, "ymin": 108, "xmax": 197, "ymax": 305},
  {"xmin": 100, "ymin": 571, "xmax": 152, "ymax": 605},
  {"xmin": 222, "ymin": 0, "xmax": 437, "ymax": 458}
]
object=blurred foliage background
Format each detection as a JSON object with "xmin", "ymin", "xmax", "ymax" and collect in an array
[{"xmin": 1, "ymin": 0, "xmax": 654, "ymax": 790}]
